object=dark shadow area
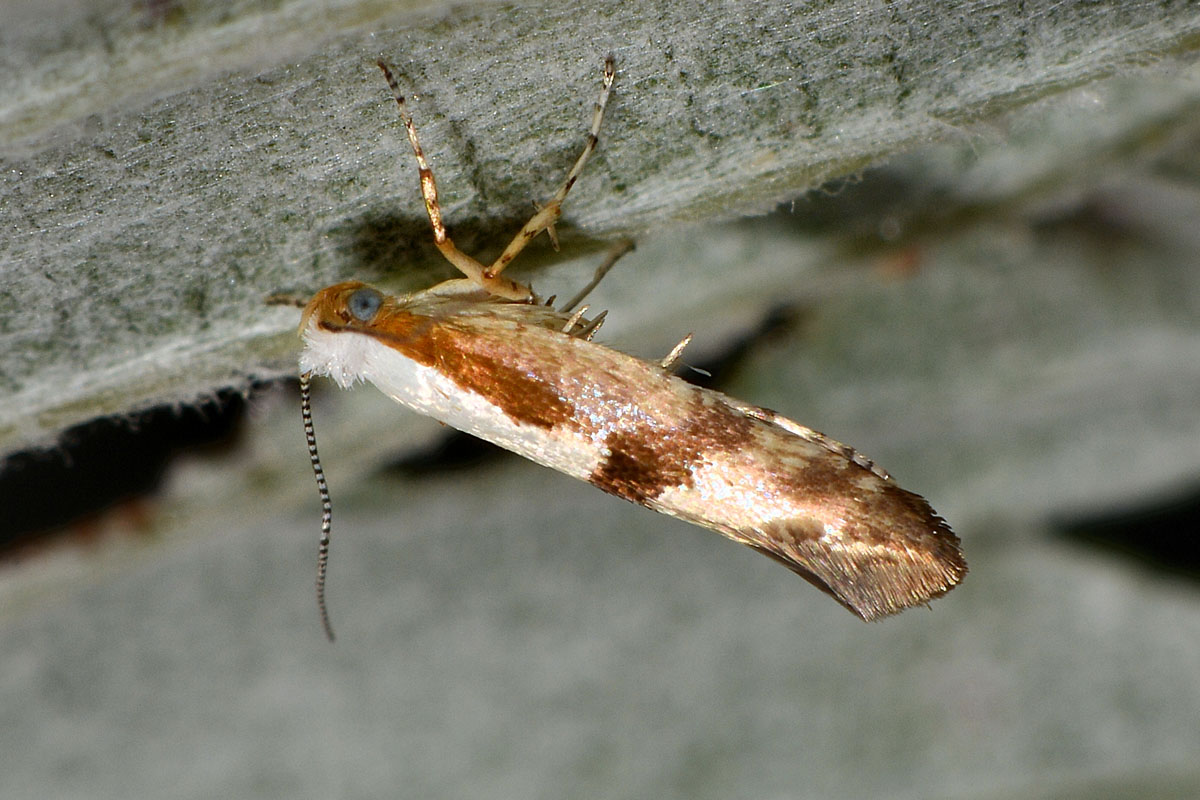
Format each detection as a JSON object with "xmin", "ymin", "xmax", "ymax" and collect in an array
[
  {"xmin": 772, "ymin": 162, "xmax": 978, "ymax": 260},
  {"xmin": 774, "ymin": 159, "xmax": 1154, "ymax": 266},
  {"xmin": 326, "ymin": 207, "xmax": 605, "ymax": 288},
  {"xmin": 1054, "ymin": 483, "xmax": 1200, "ymax": 583},
  {"xmin": 0, "ymin": 386, "xmax": 260, "ymax": 556},
  {"xmin": 326, "ymin": 209, "xmax": 433, "ymax": 281},
  {"xmin": 385, "ymin": 428, "xmax": 505, "ymax": 478}
]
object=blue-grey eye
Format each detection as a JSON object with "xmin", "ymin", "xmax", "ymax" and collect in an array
[{"xmin": 347, "ymin": 287, "xmax": 383, "ymax": 322}]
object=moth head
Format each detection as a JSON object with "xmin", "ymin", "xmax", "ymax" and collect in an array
[
  {"xmin": 297, "ymin": 281, "xmax": 385, "ymax": 336},
  {"xmin": 297, "ymin": 281, "xmax": 392, "ymax": 389}
]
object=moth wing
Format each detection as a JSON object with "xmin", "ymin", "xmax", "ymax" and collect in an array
[
  {"xmin": 402, "ymin": 292, "xmax": 591, "ymax": 335},
  {"xmin": 740, "ymin": 484, "xmax": 964, "ymax": 621},
  {"xmin": 720, "ymin": 405, "xmax": 965, "ymax": 621}
]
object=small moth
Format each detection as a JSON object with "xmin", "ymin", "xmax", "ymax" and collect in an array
[{"xmin": 293, "ymin": 58, "xmax": 966, "ymax": 640}]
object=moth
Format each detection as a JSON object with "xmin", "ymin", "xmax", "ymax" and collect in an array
[{"xmin": 292, "ymin": 58, "xmax": 966, "ymax": 640}]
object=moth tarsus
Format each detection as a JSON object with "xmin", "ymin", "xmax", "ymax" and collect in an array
[{"xmin": 293, "ymin": 56, "xmax": 965, "ymax": 639}]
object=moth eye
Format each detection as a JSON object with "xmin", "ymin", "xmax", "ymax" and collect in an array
[{"xmin": 347, "ymin": 288, "xmax": 383, "ymax": 322}]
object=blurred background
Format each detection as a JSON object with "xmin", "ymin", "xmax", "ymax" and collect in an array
[{"xmin": 2, "ymin": 1, "xmax": 1199, "ymax": 798}]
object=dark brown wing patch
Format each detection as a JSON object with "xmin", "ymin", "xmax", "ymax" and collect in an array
[{"xmin": 590, "ymin": 389, "xmax": 756, "ymax": 504}]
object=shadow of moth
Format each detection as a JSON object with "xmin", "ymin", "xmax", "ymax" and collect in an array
[{"xmin": 293, "ymin": 57, "xmax": 966, "ymax": 641}]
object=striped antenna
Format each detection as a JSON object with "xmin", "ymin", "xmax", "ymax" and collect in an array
[{"xmin": 300, "ymin": 372, "xmax": 335, "ymax": 642}]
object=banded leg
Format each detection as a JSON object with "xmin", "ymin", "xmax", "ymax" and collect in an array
[
  {"xmin": 484, "ymin": 56, "xmax": 616, "ymax": 280},
  {"xmin": 377, "ymin": 60, "xmax": 532, "ymax": 300}
]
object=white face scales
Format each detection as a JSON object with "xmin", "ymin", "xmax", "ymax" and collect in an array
[{"xmin": 294, "ymin": 57, "xmax": 965, "ymax": 641}]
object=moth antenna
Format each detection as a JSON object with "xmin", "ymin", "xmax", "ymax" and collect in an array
[
  {"xmin": 659, "ymin": 333, "xmax": 693, "ymax": 372},
  {"xmin": 559, "ymin": 238, "xmax": 635, "ymax": 313},
  {"xmin": 561, "ymin": 304, "xmax": 590, "ymax": 333},
  {"xmin": 300, "ymin": 372, "xmax": 336, "ymax": 642}
]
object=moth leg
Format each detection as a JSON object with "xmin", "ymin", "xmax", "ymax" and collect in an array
[
  {"xmin": 561, "ymin": 304, "xmax": 590, "ymax": 333},
  {"xmin": 484, "ymin": 56, "xmax": 616, "ymax": 281},
  {"xmin": 575, "ymin": 310, "xmax": 608, "ymax": 340},
  {"xmin": 423, "ymin": 277, "xmax": 495, "ymax": 300},
  {"xmin": 559, "ymin": 238, "xmax": 635, "ymax": 313},
  {"xmin": 377, "ymin": 60, "xmax": 533, "ymax": 301},
  {"xmin": 659, "ymin": 333, "xmax": 693, "ymax": 371}
]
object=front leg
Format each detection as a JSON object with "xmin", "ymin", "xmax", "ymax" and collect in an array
[{"xmin": 376, "ymin": 60, "xmax": 534, "ymax": 301}]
